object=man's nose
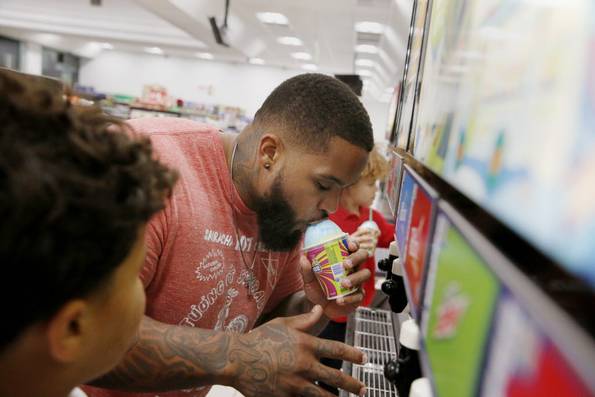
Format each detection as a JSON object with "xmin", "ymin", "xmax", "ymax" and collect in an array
[{"xmin": 318, "ymin": 190, "xmax": 341, "ymax": 214}]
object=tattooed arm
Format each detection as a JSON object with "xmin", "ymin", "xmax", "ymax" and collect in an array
[
  {"xmin": 91, "ymin": 308, "xmax": 367, "ymax": 397},
  {"xmin": 89, "ymin": 315, "xmax": 233, "ymax": 391}
]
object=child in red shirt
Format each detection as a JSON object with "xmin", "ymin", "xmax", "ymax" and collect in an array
[{"xmin": 319, "ymin": 147, "xmax": 394, "ymax": 395}]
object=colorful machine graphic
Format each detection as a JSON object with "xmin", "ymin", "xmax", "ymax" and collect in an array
[
  {"xmin": 481, "ymin": 293, "xmax": 592, "ymax": 397},
  {"xmin": 422, "ymin": 210, "xmax": 500, "ymax": 397},
  {"xmin": 395, "ymin": 167, "xmax": 416, "ymax": 256},
  {"xmin": 402, "ymin": 175, "xmax": 436, "ymax": 316},
  {"xmin": 408, "ymin": 0, "xmax": 595, "ymax": 286},
  {"xmin": 385, "ymin": 150, "xmax": 403, "ymax": 216}
]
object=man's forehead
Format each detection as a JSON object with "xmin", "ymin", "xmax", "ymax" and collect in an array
[
  {"xmin": 314, "ymin": 163, "xmax": 366, "ymax": 188},
  {"xmin": 291, "ymin": 137, "xmax": 368, "ymax": 182}
]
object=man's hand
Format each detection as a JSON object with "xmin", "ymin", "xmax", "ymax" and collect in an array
[
  {"xmin": 227, "ymin": 305, "xmax": 367, "ymax": 397},
  {"xmin": 301, "ymin": 238, "xmax": 371, "ymax": 319}
]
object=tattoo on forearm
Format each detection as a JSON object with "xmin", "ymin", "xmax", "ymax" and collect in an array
[{"xmin": 90, "ymin": 317, "xmax": 231, "ymax": 392}]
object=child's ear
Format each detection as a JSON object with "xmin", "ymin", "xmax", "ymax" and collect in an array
[{"xmin": 45, "ymin": 300, "xmax": 88, "ymax": 363}]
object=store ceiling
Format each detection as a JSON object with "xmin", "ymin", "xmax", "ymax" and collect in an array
[{"xmin": 0, "ymin": 0, "xmax": 413, "ymax": 101}]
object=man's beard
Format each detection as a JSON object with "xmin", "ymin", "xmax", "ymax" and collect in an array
[{"xmin": 253, "ymin": 175, "xmax": 303, "ymax": 252}]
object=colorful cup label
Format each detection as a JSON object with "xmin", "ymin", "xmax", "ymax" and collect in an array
[{"xmin": 304, "ymin": 234, "xmax": 356, "ymax": 299}]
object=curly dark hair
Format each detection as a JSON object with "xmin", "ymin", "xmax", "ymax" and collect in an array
[
  {"xmin": 0, "ymin": 70, "xmax": 177, "ymax": 351},
  {"xmin": 253, "ymin": 73, "xmax": 374, "ymax": 152}
]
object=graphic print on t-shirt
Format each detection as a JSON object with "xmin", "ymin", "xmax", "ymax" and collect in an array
[
  {"xmin": 261, "ymin": 252, "xmax": 280, "ymax": 289},
  {"xmin": 194, "ymin": 249, "xmax": 226, "ymax": 281},
  {"xmin": 179, "ymin": 227, "xmax": 278, "ymax": 330},
  {"xmin": 214, "ymin": 287, "xmax": 239, "ymax": 330}
]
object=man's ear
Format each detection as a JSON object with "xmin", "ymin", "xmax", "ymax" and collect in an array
[
  {"xmin": 258, "ymin": 133, "xmax": 284, "ymax": 170},
  {"xmin": 45, "ymin": 300, "xmax": 88, "ymax": 363}
]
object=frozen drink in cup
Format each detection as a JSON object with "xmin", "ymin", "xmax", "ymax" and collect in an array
[
  {"xmin": 358, "ymin": 208, "xmax": 380, "ymax": 256},
  {"xmin": 303, "ymin": 220, "xmax": 357, "ymax": 300},
  {"xmin": 358, "ymin": 219, "xmax": 380, "ymax": 256}
]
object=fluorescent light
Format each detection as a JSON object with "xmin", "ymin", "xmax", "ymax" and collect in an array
[
  {"xmin": 195, "ymin": 52, "xmax": 214, "ymax": 60},
  {"xmin": 301, "ymin": 64, "xmax": 318, "ymax": 71},
  {"xmin": 249, "ymin": 57, "xmax": 265, "ymax": 65},
  {"xmin": 277, "ymin": 36, "xmax": 303, "ymax": 46},
  {"xmin": 33, "ymin": 33, "xmax": 61, "ymax": 45},
  {"xmin": 257, "ymin": 12, "xmax": 289, "ymax": 25},
  {"xmin": 355, "ymin": 21, "xmax": 385, "ymax": 34},
  {"xmin": 90, "ymin": 42, "xmax": 113, "ymax": 50},
  {"xmin": 356, "ymin": 69, "xmax": 372, "ymax": 77},
  {"xmin": 291, "ymin": 52, "xmax": 312, "ymax": 60},
  {"xmin": 144, "ymin": 47, "xmax": 163, "ymax": 55},
  {"xmin": 355, "ymin": 58, "xmax": 375, "ymax": 67},
  {"xmin": 355, "ymin": 44, "xmax": 378, "ymax": 54}
]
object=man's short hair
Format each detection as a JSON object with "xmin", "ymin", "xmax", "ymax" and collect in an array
[
  {"xmin": 0, "ymin": 70, "xmax": 177, "ymax": 351},
  {"xmin": 254, "ymin": 73, "xmax": 374, "ymax": 152}
]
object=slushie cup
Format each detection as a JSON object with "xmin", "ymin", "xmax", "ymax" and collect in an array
[
  {"xmin": 358, "ymin": 219, "xmax": 380, "ymax": 256},
  {"xmin": 303, "ymin": 220, "xmax": 357, "ymax": 300}
]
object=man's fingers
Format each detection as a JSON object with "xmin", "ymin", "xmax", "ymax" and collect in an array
[
  {"xmin": 341, "ymin": 268, "xmax": 371, "ymax": 290},
  {"xmin": 344, "ymin": 248, "xmax": 369, "ymax": 270},
  {"xmin": 346, "ymin": 237, "xmax": 360, "ymax": 253},
  {"xmin": 336, "ymin": 291, "xmax": 365, "ymax": 306},
  {"xmin": 291, "ymin": 380, "xmax": 335, "ymax": 397},
  {"xmin": 300, "ymin": 254, "xmax": 317, "ymax": 283},
  {"xmin": 303, "ymin": 363, "xmax": 366, "ymax": 396},
  {"xmin": 313, "ymin": 337, "xmax": 367, "ymax": 364}
]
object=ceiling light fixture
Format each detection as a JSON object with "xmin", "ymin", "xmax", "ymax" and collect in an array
[
  {"xmin": 144, "ymin": 47, "xmax": 163, "ymax": 55},
  {"xmin": 196, "ymin": 52, "xmax": 214, "ymax": 60},
  {"xmin": 355, "ymin": 58, "xmax": 375, "ymax": 67},
  {"xmin": 355, "ymin": 44, "xmax": 378, "ymax": 54},
  {"xmin": 90, "ymin": 41, "xmax": 113, "ymax": 50},
  {"xmin": 277, "ymin": 36, "xmax": 303, "ymax": 46},
  {"xmin": 291, "ymin": 52, "xmax": 312, "ymax": 60},
  {"xmin": 355, "ymin": 21, "xmax": 385, "ymax": 34},
  {"xmin": 256, "ymin": 12, "xmax": 289, "ymax": 25},
  {"xmin": 249, "ymin": 57, "xmax": 265, "ymax": 65}
]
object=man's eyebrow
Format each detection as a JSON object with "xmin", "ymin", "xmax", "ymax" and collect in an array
[{"xmin": 319, "ymin": 174, "xmax": 348, "ymax": 187}]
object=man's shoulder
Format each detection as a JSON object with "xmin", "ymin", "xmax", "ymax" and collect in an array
[
  {"xmin": 126, "ymin": 117, "xmax": 220, "ymax": 137},
  {"xmin": 126, "ymin": 117, "xmax": 223, "ymax": 164}
]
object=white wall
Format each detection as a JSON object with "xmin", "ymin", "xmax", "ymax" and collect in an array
[
  {"xmin": 19, "ymin": 41, "xmax": 42, "ymax": 75},
  {"xmin": 79, "ymin": 50, "xmax": 389, "ymax": 144},
  {"xmin": 79, "ymin": 51, "xmax": 296, "ymax": 116},
  {"xmin": 363, "ymin": 98, "xmax": 390, "ymax": 146}
]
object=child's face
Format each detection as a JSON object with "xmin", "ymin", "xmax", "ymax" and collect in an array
[
  {"xmin": 79, "ymin": 227, "xmax": 147, "ymax": 382},
  {"xmin": 346, "ymin": 176, "xmax": 378, "ymax": 208}
]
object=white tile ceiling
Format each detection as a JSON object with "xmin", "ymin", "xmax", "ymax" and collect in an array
[{"xmin": 0, "ymin": 0, "xmax": 413, "ymax": 100}]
